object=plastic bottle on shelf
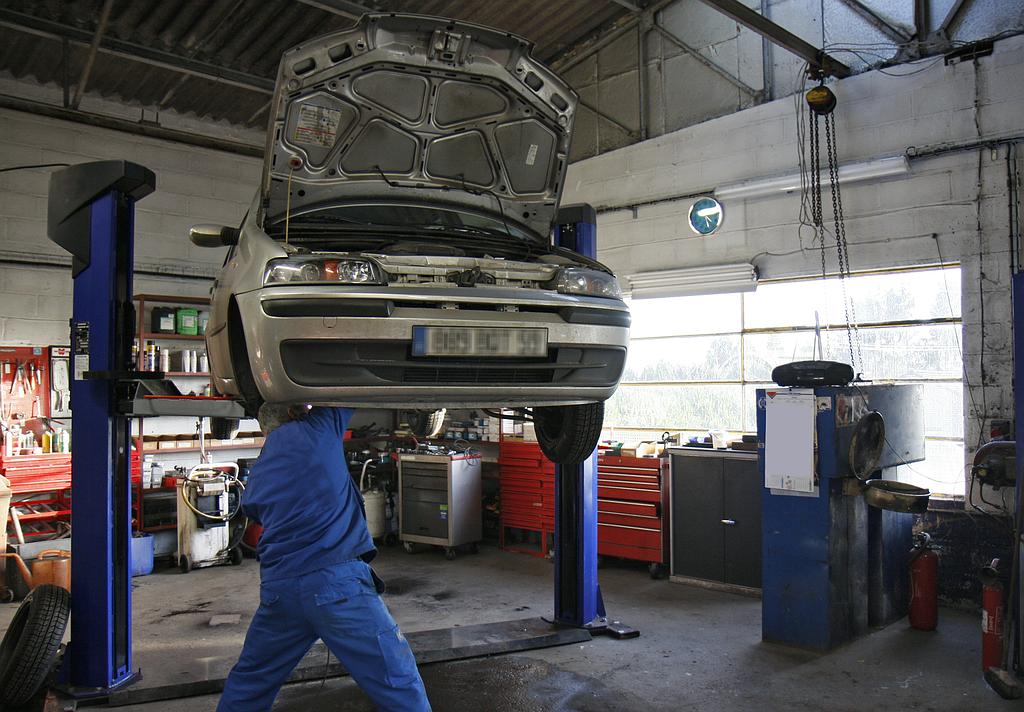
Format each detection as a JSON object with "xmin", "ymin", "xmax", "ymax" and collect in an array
[
  {"xmin": 160, "ymin": 348, "xmax": 171, "ymax": 374},
  {"xmin": 61, "ymin": 429, "xmax": 71, "ymax": 453},
  {"xmin": 41, "ymin": 431, "xmax": 52, "ymax": 454},
  {"xmin": 6, "ymin": 424, "xmax": 19, "ymax": 457},
  {"xmin": 199, "ymin": 352, "xmax": 208, "ymax": 373}
]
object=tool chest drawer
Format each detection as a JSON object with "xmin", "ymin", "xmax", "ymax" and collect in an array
[
  {"xmin": 597, "ymin": 510, "xmax": 661, "ymax": 529},
  {"xmin": 402, "ymin": 473, "xmax": 447, "ymax": 491},
  {"xmin": 598, "ymin": 499, "xmax": 658, "ymax": 517},
  {"xmin": 598, "ymin": 484, "xmax": 662, "ymax": 503},
  {"xmin": 402, "ymin": 501, "xmax": 448, "ymax": 538},
  {"xmin": 402, "ymin": 487, "xmax": 448, "ymax": 504},
  {"xmin": 598, "ymin": 522, "xmax": 662, "ymax": 551}
]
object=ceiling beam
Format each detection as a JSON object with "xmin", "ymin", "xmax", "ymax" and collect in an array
[
  {"xmin": 0, "ymin": 8, "xmax": 274, "ymax": 95},
  {"xmin": 696, "ymin": 0, "xmax": 852, "ymax": 78},
  {"xmin": 577, "ymin": 98, "xmax": 639, "ymax": 138},
  {"xmin": 71, "ymin": 0, "xmax": 114, "ymax": 109},
  {"xmin": 837, "ymin": 0, "xmax": 912, "ymax": 44},
  {"xmin": 609, "ymin": 0, "xmax": 644, "ymax": 12},
  {"xmin": 0, "ymin": 94, "xmax": 264, "ymax": 157},
  {"xmin": 938, "ymin": 0, "xmax": 970, "ymax": 35},
  {"xmin": 652, "ymin": 21, "xmax": 760, "ymax": 96},
  {"xmin": 294, "ymin": 0, "xmax": 373, "ymax": 19},
  {"xmin": 551, "ymin": 0, "xmax": 676, "ymax": 73}
]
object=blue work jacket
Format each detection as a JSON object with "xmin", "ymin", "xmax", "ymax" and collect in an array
[{"xmin": 241, "ymin": 407, "xmax": 375, "ymax": 582}]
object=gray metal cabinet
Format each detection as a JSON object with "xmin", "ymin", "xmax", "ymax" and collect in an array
[{"xmin": 669, "ymin": 448, "xmax": 761, "ymax": 589}]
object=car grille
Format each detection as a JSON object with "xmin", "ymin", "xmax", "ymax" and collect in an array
[
  {"xmin": 279, "ymin": 340, "xmax": 625, "ymax": 389},
  {"xmin": 399, "ymin": 366, "xmax": 553, "ymax": 385},
  {"xmin": 388, "ymin": 273, "xmax": 544, "ymax": 289}
]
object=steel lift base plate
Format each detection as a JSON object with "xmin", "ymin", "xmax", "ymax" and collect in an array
[{"xmin": 98, "ymin": 617, "xmax": 589, "ymax": 707}]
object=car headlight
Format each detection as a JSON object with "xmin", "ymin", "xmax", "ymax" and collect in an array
[
  {"xmin": 264, "ymin": 257, "xmax": 386, "ymax": 285},
  {"xmin": 555, "ymin": 267, "xmax": 622, "ymax": 299}
]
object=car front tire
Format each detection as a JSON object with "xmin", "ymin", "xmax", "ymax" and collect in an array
[
  {"xmin": 533, "ymin": 402, "xmax": 604, "ymax": 466},
  {"xmin": 228, "ymin": 299, "xmax": 264, "ymax": 417}
]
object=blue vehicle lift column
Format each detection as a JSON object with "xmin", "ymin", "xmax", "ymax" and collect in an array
[
  {"xmin": 47, "ymin": 160, "xmax": 155, "ymax": 693},
  {"xmin": 552, "ymin": 205, "xmax": 636, "ymax": 638}
]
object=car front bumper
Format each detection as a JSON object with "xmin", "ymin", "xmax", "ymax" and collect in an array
[{"xmin": 233, "ymin": 284, "xmax": 630, "ymax": 409}]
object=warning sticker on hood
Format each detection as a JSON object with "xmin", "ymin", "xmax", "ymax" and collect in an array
[
  {"xmin": 293, "ymin": 104, "xmax": 342, "ymax": 147},
  {"xmin": 525, "ymin": 143, "xmax": 539, "ymax": 166}
]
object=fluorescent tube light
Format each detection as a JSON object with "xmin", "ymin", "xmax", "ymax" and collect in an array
[
  {"xmin": 714, "ymin": 156, "xmax": 910, "ymax": 201},
  {"xmin": 626, "ymin": 262, "xmax": 758, "ymax": 299}
]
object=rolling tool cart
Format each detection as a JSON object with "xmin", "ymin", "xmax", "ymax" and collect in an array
[
  {"xmin": 398, "ymin": 452, "xmax": 481, "ymax": 559},
  {"xmin": 177, "ymin": 462, "xmax": 245, "ymax": 573}
]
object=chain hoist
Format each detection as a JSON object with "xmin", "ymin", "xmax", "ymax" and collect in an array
[{"xmin": 804, "ymin": 81, "xmax": 862, "ymax": 371}]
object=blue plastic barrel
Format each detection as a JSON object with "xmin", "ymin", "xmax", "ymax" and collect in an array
[{"xmin": 130, "ymin": 533, "xmax": 154, "ymax": 577}]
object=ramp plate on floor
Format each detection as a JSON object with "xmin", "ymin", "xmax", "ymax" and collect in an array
[{"xmin": 104, "ymin": 617, "xmax": 591, "ymax": 706}]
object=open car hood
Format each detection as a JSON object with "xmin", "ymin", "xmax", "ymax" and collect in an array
[{"xmin": 261, "ymin": 13, "xmax": 578, "ymax": 239}]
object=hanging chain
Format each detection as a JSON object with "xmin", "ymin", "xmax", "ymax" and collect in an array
[
  {"xmin": 824, "ymin": 114, "xmax": 862, "ymax": 370},
  {"xmin": 809, "ymin": 112, "xmax": 828, "ymax": 283}
]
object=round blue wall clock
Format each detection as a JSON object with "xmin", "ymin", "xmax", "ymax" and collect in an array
[{"xmin": 688, "ymin": 197, "xmax": 723, "ymax": 236}]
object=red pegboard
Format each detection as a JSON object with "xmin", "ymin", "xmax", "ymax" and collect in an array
[{"xmin": 0, "ymin": 346, "xmax": 51, "ymax": 422}]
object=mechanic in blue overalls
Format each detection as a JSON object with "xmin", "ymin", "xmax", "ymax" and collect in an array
[{"xmin": 218, "ymin": 405, "xmax": 431, "ymax": 712}]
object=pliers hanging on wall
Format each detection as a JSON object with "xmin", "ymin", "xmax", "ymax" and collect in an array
[{"xmin": 10, "ymin": 361, "xmax": 27, "ymax": 397}]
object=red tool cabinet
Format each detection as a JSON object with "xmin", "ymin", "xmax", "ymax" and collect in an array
[
  {"xmin": 498, "ymin": 440, "xmax": 555, "ymax": 557},
  {"xmin": 597, "ymin": 454, "xmax": 670, "ymax": 577}
]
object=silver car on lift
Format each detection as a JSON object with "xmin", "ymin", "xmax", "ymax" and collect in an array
[{"xmin": 191, "ymin": 14, "xmax": 629, "ymax": 463}]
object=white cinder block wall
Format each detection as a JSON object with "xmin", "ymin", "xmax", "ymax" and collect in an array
[
  {"xmin": 0, "ymin": 107, "xmax": 263, "ymax": 346},
  {"xmin": 0, "ymin": 107, "xmax": 265, "ymax": 464},
  {"xmin": 564, "ymin": 33, "xmax": 1024, "ymax": 499}
]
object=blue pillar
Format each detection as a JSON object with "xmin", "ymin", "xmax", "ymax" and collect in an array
[
  {"xmin": 47, "ymin": 161, "xmax": 155, "ymax": 692},
  {"xmin": 552, "ymin": 204, "xmax": 603, "ymax": 628}
]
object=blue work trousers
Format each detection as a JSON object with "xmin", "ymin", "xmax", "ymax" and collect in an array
[{"xmin": 218, "ymin": 560, "xmax": 430, "ymax": 712}]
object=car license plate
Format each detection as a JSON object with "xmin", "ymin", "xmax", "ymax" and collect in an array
[{"xmin": 412, "ymin": 327, "xmax": 547, "ymax": 358}]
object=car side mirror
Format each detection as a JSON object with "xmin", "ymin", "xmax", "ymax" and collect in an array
[{"xmin": 190, "ymin": 224, "xmax": 240, "ymax": 247}]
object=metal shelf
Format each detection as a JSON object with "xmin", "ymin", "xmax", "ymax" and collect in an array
[
  {"xmin": 140, "ymin": 332, "xmax": 206, "ymax": 341},
  {"xmin": 142, "ymin": 440, "xmax": 264, "ymax": 455},
  {"xmin": 134, "ymin": 294, "xmax": 210, "ymax": 305}
]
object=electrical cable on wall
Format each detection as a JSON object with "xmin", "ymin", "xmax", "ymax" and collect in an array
[{"xmin": 0, "ymin": 163, "xmax": 70, "ymax": 173}]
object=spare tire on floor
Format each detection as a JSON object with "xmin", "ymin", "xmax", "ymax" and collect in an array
[{"xmin": 0, "ymin": 584, "xmax": 71, "ymax": 708}]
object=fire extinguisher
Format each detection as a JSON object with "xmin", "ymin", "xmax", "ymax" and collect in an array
[
  {"xmin": 909, "ymin": 533, "xmax": 938, "ymax": 631},
  {"xmin": 980, "ymin": 559, "xmax": 1005, "ymax": 672}
]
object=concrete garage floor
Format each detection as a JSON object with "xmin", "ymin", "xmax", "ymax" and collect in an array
[{"xmin": 0, "ymin": 545, "xmax": 1010, "ymax": 711}]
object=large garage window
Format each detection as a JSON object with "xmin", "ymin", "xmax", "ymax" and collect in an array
[{"xmin": 604, "ymin": 266, "xmax": 965, "ymax": 496}]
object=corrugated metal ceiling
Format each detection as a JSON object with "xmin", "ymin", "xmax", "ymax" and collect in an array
[{"xmin": 0, "ymin": 0, "xmax": 629, "ymax": 128}]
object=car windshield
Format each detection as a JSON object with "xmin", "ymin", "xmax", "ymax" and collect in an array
[{"xmin": 280, "ymin": 204, "xmax": 538, "ymax": 241}]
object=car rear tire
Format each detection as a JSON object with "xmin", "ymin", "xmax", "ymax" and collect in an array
[
  {"xmin": 406, "ymin": 409, "xmax": 446, "ymax": 439},
  {"xmin": 533, "ymin": 402, "xmax": 604, "ymax": 466},
  {"xmin": 210, "ymin": 417, "xmax": 240, "ymax": 440}
]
